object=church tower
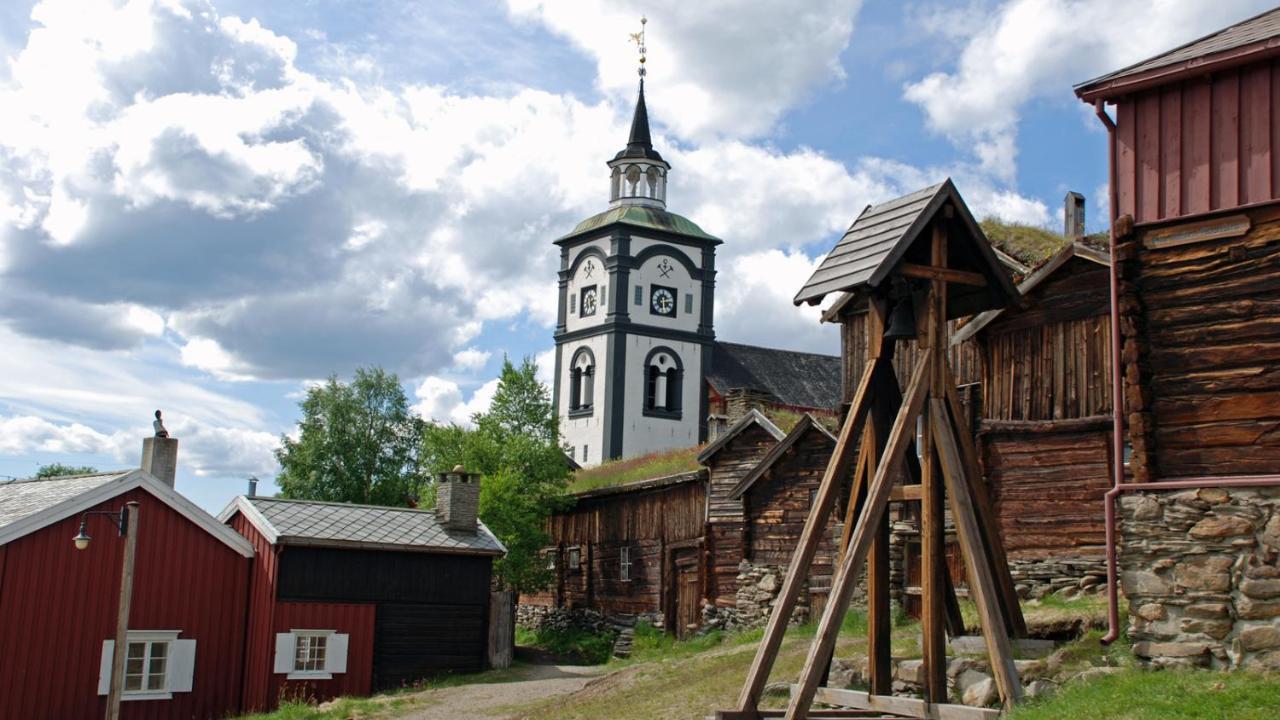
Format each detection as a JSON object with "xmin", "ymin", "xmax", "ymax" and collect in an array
[{"xmin": 552, "ymin": 76, "xmax": 721, "ymax": 467}]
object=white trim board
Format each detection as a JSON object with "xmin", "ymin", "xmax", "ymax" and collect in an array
[{"xmin": 0, "ymin": 469, "xmax": 253, "ymax": 557}]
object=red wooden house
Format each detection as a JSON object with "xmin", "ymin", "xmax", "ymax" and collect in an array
[
  {"xmin": 219, "ymin": 469, "xmax": 506, "ymax": 711},
  {"xmin": 0, "ymin": 442, "xmax": 255, "ymax": 720}
]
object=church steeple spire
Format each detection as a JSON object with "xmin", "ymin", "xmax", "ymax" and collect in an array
[{"xmin": 608, "ymin": 18, "xmax": 670, "ymax": 209}]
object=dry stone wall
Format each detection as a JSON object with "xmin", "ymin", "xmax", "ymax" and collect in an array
[{"xmin": 1119, "ymin": 486, "xmax": 1280, "ymax": 670}]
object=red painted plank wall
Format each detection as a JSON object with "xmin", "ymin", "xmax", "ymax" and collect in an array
[
  {"xmin": 1115, "ymin": 59, "xmax": 1280, "ymax": 224},
  {"xmin": 0, "ymin": 487, "xmax": 250, "ymax": 720},
  {"xmin": 231, "ymin": 511, "xmax": 280, "ymax": 713},
  {"xmin": 268, "ymin": 602, "xmax": 376, "ymax": 705}
]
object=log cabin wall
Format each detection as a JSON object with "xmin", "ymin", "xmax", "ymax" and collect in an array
[
  {"xmin": 840, "ymin": 309, "xmax": 981, "ymax": 404},
  {"xmin": 705, "ymin": 423, "xmax": 782, "ymax": 608},
  {"xmin": 1119, "ymin": 205, "xmax": 1280, "ymax": 480},
  {"xmin": 533, "ymin": 475, "xmax": 707, "ymax": 617},
  {"xmin": 977, "ymin": 255, "xmax": 1114, "ymax": 560},
  {"xmin": 743, "ymin": 429, "xmax": 841, "ymax": 597}
]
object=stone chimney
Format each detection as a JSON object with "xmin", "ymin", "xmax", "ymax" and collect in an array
[
  {"xmin": 436, "ymin": 465, "xmax": 481, "ymax": 533},
  {"xmin": 140, "ymin": 409, "xmax": 178, "ymax": 488},
  {"xmin": 1064, "ymin": 191, "xmax": 1085, "ymax": 240}
]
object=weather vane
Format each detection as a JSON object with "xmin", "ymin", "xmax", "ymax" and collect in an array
[{"xmin": 629, "ymin": 16, "xmax": 647, "ymax": 78}]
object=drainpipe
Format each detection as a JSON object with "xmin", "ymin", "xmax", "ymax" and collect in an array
[
  {"xmin": 1093, "ymin": 98, "xmax": 1280, "ymax": 644},
  {"xmin": 1094, "ymin": 98, "xmax": 1125, "ymax": 645}
]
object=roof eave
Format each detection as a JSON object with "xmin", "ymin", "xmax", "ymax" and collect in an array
[
  {"xmin": 274, "ymin": 535, "xmax": 505, "ymax": 557},
  {"xmin": 1075, "ymin": 38, "xmax": 1280, "ymax": 102},
  {"xmin": 696, "ymin": 409, "xmax": 787, "ymax": 464}
]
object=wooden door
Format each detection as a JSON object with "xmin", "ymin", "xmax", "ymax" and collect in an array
[{"xmin": 672, "ymin": 548, "xmax": 701, "ymax": 639}]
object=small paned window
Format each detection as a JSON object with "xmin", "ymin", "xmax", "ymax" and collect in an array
[
  {"xmin": 620, "ymin": 546, "xmax": 632, "ymax": 582},
  {"xmin": 634, "ymin": 285, "xmax": 643, "ymax": 306},
  {"xmin": 124, "ymin": 640, "xmax": 168, "ymax": 693},
  {"xmin": 294, "ymin": 634, "xmax": 327, "ymax": 672},
  {"xmin": 546, "ymin": 549, "xmax": 557, "ymax": 570},
  {"xmin": 583, "ymin": 445, "xmax": 589, "ymax": 463},
  {"xmin": 569, "ymin": 294, "xmax": 576, "ymax": 313},
  {"xmin": 685, "ymin": 293, "xmax": 693, "ymax": 314},
  {"xmin": 568, "ymin": 546, "xmax": 582, "ymax": 571}
]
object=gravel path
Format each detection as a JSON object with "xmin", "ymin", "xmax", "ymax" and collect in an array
[{"xmin": 398, "ymin": 663, "xmax": 607, "ymax": 720}]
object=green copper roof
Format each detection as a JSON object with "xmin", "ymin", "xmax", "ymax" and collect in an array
[{"xmin": 559, "ymin": 206, "xmax": 721, "ymax": 243}]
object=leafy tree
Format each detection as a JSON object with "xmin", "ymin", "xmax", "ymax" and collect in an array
[
  {"xmin": 276, "ymin": 367, "xmax": 426, "ymax": 505},
  {"xmin": 421, "ymin": 356, "xmax": 571, "ymax": 593},
  {"xmin": 36, "ymin": 463, "xmax": 98, "ymax": 478}
]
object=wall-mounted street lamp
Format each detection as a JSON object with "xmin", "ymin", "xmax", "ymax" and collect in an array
[
  {"xmin": 73, "ymin": 502, "xmax": 140, "ymax": 720},
  {"xmin": 72, "ymin": 506, "xmax": 130, "ymax": 551}
]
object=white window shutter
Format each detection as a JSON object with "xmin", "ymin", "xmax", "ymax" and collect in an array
[
  {"xmin": 273, "ymin": 633, "xmax": 295, "ymax": 674},
  {"xmin": 97, "ymin": 641, "xmax": 114, "ymax": 695},
  {"xmin": 326, "ymin": 634, "xmax": 349, "ymax": 674},
  {"xmin": 169, "ymin": 639, "xmax": 197, "ymax": 692}
]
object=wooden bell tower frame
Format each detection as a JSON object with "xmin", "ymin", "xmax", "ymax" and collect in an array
[{"xmin": 717, "ymin": 182, "xmax": 1027, "ymax": 720}]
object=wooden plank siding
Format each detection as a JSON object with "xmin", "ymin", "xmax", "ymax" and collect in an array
[
  {"xmin": 841, "ymin": 310, "xmax": 981, "ymax": 406},
  {"xmin": 1132, "ymin": 208, "xmax": 1280, "ymax": 477},
  {"xmin": 1114, "ymin": 60, "xmax": 1280, "ymax": 225},
  {"xmin": 743, "ymin": 429, "xmax": 842, "ymax": 596},
  {"xmin": 706, "ymin": 424, "xmax": 784, "ymax": 607},
  {"xmin": 539, "ymin": 479, "xmax": 706, "ymax": 617}
]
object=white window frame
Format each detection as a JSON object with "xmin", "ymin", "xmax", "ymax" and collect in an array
[
  {"xmin": 275, "ymin": 629, "xmax": 349, "ymax": 680},
  {"xmin": 620, "ymin": 546, "xmax": 632, "ymax": 582},
  {"xmin": 567, "ymin": 546, "xmax": 582, "ymax": 572},
  {"xmin": 98, "ymin": 630, "xmax": 195, "ymax": 701}
]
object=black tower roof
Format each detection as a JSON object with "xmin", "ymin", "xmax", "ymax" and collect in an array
[{"xmin": 613, "ymin": 79, "xmax": 665, "ymax": 163}]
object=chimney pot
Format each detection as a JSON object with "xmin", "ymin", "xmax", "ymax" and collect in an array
[{"xmin": 248, "ymin": 476, "xmax": 258, "ymax": 498}]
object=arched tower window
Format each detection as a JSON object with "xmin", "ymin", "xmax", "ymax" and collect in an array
[
  {"xmin": 569, "ymin": 348, "xmax": 595, "ymax": 415},
  {"xmin": 643, "ymin": 348, "xmax": 683, "ymax": 419},
  {"xmin": 610, "ymin": 167, "xmax": 622, "ymax": 201}
]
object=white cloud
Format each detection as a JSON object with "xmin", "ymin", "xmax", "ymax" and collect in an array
[
  {"xmin": 507, "ymin": 0, "xmax": 864, "ymax": 140},
  {"xmin": 412, "ymin": 375, "xmax": 499, "ymax": 426},
  {"xmin": 902, "ymin": 0, "xmax": 1275, "ymax": 180},
  {"xmin": 452, "ymin": 347, "xmax": 491, "ymax": 372},
  {"xmin": 0, "ymin": 414, "xmax": 119, "ymax": 455},
  {"xmin": 715, "ymin": 249, "xmax": 839, "ymax": 355}
]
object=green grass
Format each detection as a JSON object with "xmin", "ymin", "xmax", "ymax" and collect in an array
[
  {"xmin": 1009, "ymin": 668, "xmax": 1279, "ymax": 719},
  {"xmin": 235, "ymin": 696, "xmax": 414, "ymax": 720},
  {"xmin": 980, "ymin": 218, "xmax": 1069, "ymax": 267},
  {"xmin": 568, "ymin": 445, "xmax": 703, "ymax": 493},
  {"xmin": 516, "ymin": 625, "xmax": 616, "ymax": 664}
]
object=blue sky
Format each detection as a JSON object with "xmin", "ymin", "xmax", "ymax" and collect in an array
[{"xmin": 0, "ymin": 0, "xmax": 1272, "ymax": 513}]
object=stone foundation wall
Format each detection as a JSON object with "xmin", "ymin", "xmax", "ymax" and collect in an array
[
  {"xmin": 516, "ymin": 604, "xmax": 662, "ymax": 634},
  {"xmin": 704, "ymin": 560, "xmax": 867, "ymax": 632},
  {"xmin": 1119, "ymin": 487, "xmax": 1280, "ymax": 670}
]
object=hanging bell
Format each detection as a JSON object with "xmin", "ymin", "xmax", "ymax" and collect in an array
[{"xmin": 883, "ymin": 295, "xmax": 917, "ymax": 340}]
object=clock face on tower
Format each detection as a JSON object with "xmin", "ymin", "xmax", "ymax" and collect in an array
[
  {"xmin": 650, "ymin": 285, "xmax": 676, "ymax": 317},
  {"xmin": 580, "ymin": 285, "xmax": 598, "ymax": 317}
]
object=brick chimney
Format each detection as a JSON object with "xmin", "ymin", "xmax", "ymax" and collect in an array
[
  {"xmin": 140, "ymin": 409, "xmax": 178, "ymax": 487},
  {"xmin": 436, "ymin": 465, "xmax": 481, "ymax": 532},
  {"xmin": 1064, "ymin": 191, "xmax": 1085, "ymax": 240}
]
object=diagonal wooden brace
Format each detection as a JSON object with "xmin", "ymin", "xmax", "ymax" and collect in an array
[{"xmin": 784, "ymin": 355, "xmax": 932, "ymax": 720}]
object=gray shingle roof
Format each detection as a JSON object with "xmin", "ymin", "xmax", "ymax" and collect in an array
[
  {"xmin": 1076, "ymin": 8, "xmax": 1280, "ymax": 98},
  {"xmin": 233, "ymin": 496, "xmax": 505, "ymax": 556},
  {"xmin": 795, "ymin": 179, "xmax": 1017, "ymax": 318},
  {"xmin": 0, "ymin": 471, "xmax": 131, "ymax": 529},
  {"xmin": 708, "ymin": 341, "xmax": 842, "ymax": 412}
]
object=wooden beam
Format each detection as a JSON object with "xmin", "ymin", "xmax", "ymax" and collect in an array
[
  {"xmin": 785, "ymin": 355, "xmax": 932, "ymax": 720},
  {"xmin": 940, "ymin": 366, "xmax": 1027, "ymax": 639},
  {"xmin": 865, "ymin": 406, "xmax": 891, "ymax": 695},
  {"xmin": 899, "ymin": 263, "xmax": 988, "ymax": 287},
  {"xmin": 887, "ymin": 484, "xmax": 922, "ymax": 502},
  {"xmin": 809, "ymin": 687, "xmax": 1000, "ymax": 720},
  {"xmin": 930, "ymin": 400, "xmax": 1023, "ymax": 709},
  {"xmin": 735, "ymin": 360, "xmax": 878, "ymax": 712},
  {"xmin": 918, "ymin": 225, "xmax": 947, "ymax": 704}
]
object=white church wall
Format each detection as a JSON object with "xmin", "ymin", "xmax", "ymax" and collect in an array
[
  {"xmin": 630, "ymin": 248, "xmax": 700, "ymax": 334},
  {"xmin": 558, "ymin": 333, "xmax": 608, "ymax": 466},
  {"xmin": 621, "ymin": 334, "xmax": 702, "ymax": 458},
  {"xmin": 564, "ymin": 240, "xmax": 610, "ymax": 334}
]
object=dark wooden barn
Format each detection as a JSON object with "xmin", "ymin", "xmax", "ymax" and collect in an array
[
  {"xmin": 221, "ymin": 476, "xmax": 505, "ymax": 710},
  {"xmin": 1077, "ymin": 7, "xmax": 1280, "ymax": 483},
  {"xmin": 0, "ymin": 466, "xmax": 254, "ymax": 720},
  {"xmin": 699, "ymin": 410, "xmax": 787, "ymax": 612},
  {"xmin": 955, "ymin": 241, "xmax": 1114, "ymax": 563},
  {"xmin": 524, "ymin": 471, "xmax": 708, "ymax": 637},
  {"xmin": 727, "ymin": 414, "xmax": 843, "ymax": 620}
]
